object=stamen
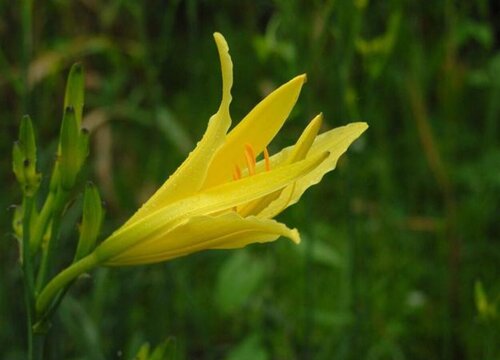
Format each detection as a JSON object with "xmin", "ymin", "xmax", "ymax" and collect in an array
[
  {"xmin": 264, "ymin": 147, "xmax": 271, "ymax": 171},
  {"xmin": 232, "ymin": 164, "xmax": 242, "ymax": 180},
  {"xmin": 244, "ymin": 144, "xmax": 256, "ymax": 176}
]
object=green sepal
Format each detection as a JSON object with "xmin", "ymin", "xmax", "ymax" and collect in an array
[
  {"xmin": 74, "ymin": 183, "xmax": 104, "ymax": 261},
  {"xmin": 12, "ymin": 115, "xmax": 41, "ymax": 196},
  {"xmin": 64, "ymin": 63, "xmax": 84, "ymax": 127}
]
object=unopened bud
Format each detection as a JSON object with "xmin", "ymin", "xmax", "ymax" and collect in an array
[
  {"xmin": 74, "ymin": 183, "xmax": 104, "ymax": 261},
  {"xmin": 12, "ymin": 115, "xmax": 41, "ymax": 196}
]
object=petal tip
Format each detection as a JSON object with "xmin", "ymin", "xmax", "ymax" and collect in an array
[
  {"xmin": 290, "ymin": 229, "xmax": 301, "ymax": 244},
  {"xmin": 213, "ymin": 31, "xmax": 233, "ymax": 111},
  {"xmin": 296, "ymin": 73, "xmax": 307, "ymax": 84},
  {"xmin": 345, "ymin": 122, "xmax": 369, "ymax": 136},
  {"xmin": 213, "ymin": 32, "xmax": 227, "ymax": 47},
  {"xmin": 312, "ymin": 113, "xmax": 324, "ymax": 127},
  {"xmin": 355, "ymin": 122, "xmax": 369, "ymax": 132}
]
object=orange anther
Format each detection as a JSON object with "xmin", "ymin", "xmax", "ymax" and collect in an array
[
  {"xmin": 232, "ymin": 164, "xmax": 242, "ymax": 180},
  {"xmin": 244, "ymin": 144, "xmax": 256, "ymax": 176},
  {"xmin": 263, "ymin": 147, "xmax": 271, "ymax": 171}
]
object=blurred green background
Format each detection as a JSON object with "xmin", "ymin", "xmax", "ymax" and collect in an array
[{"xmin": 1, "ymin": 0, "xmax": 499, "ymax": 359}]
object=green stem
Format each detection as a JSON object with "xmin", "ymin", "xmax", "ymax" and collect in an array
[
  {"xmin": 22, "ymin": 196, "xmax": 44, "ymax": 360},
  {"xmin": 35, "ymin": 189, "xmax": 67, "ymax": 294},
  {"xmin": 31, "ymin": 335, "xmax": 44, "ymax": 360},
  {"xmin": 22, "ymin": 196, "xmax": 34, "ymax": 358},
  {"xmin": 30, "ymin": 192, "xmax": 55, "ymax": 253},
  {"xmin": 20, "ymin": 1, "xmax": 40, "ymax": 357},
  {"xmin": 35, "ymin": 280, "xmax": 74, "ymax": 329},
  {"xmin": 36, "ymin": 253, "xmax": 99, "ymax": 316},
  {"xmin": 20, "ymin": 0, "xmax": 33, "ymax": 115}
]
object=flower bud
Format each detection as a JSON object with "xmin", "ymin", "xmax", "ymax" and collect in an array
[
  {"xmin": 64, "ymin": 63, "xmax": 84, "ymax": 127},
  {"xmin": 12, "ymin": 115, "xmax": 41, "ymax": 196},
  {"xmin": 74, "ymin": 183, "xmax": 104, "ymax": 261}
]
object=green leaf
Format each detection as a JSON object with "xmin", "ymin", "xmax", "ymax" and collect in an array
[
  {"xmin": 149, "ymin": 338, "xmax": 177, "ymax": 360},
  {"xmin": 475, "ymin": 280, "xmax": 497, "ymax": 320},
  {"xmin": 215, "ymin": 251, "xmax": 267, "ymax": 315},
  {"xmin": 133, "ymin": 343, "xmax": 150, "ymax": 360},
  {"xmin": 225, "ymin": 334, "xmax": 268, "ymax": 360},
  {"xmin": 156, "ymin": 107, "xmax": 193, "ymax": 155},
  {"xmin": 295, "ymin": 236, "xmax": 344, "ymax": 268},
  {"xmin": 132, "ymin": 338, "xmax": 177, "ymax": 360}
]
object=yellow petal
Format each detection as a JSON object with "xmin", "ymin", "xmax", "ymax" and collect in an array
[
  {"xmin": 106, "ymin": 213, "xmax": 299, "ymax": 265},
  {"xmin": 124, "ymin": 32, "xmax": 233, "ymax": 226},
  {"xmin": 238, "ymin": 114, "xmax": 323, "ymax": 217},
  {"xmin": 258, "ymin": 122, "xmax": 368, "ymax": 218},
  {"xmin": 94, "ymin": 151, "xmax": 328, "ymax": 263},
  {"xmin": 286, "ymin": 113, "xmax": 323, "ymax": 163},
  {"xmin": 202, "ymin": 74, "xmax": 307, "ymax": 188}
]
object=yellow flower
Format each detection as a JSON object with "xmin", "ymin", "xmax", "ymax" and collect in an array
[
  {"xmin": 94, "ymin": 33, "xmax": 367, "ymax": 265},
  {"xmin": 36, "ymin": 33, "xmax": 367, "ymax": 314}
]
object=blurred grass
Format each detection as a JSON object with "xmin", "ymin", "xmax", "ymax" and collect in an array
[{"xmin": 1, "ymin": 0, "xmax": 499, "ymax": 359}]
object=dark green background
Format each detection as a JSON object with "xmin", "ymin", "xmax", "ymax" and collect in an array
[{"xmin": 1, "ymin": 1, "xmax": 499, "ymax": 359}]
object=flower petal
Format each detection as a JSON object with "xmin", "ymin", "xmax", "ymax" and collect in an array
[
  {"xmin": 105, "ymin": 213, "xmax": 299, "ymax": 265},
  {"xmin": 258, "ymin": 122, "xmax": 368, "ymax": 218},
  {"xmin": 124, "ymin": 33, "xmax": 233, "ymax": 226},
  {"xmin": 93, "ymin": 151, "xmax": 328, "ymax": 263},
  {"xmin": 202, "ymin": 74, "xmax": 307, "ymax": 188},
  {"xmin": 238, "ymin": 114, "xmax": 323, "ymax": 216},
  {"xmin": 286, "ymin": 113, "xmax": 323, "ymax": 163}
]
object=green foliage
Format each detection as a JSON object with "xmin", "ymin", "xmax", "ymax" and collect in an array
[
  {"xmin": 132, "ymin": 338, "xmax": 178, "ymax": 360},
  {"xmin": 1, "ymin": 0, "xmax": 499, "ymax": 359},
  {"xmin": 225, "ymin": 334, "xmax": 268, "ymax": 360},
  {"xmin": 8, "ymin": 61, "xmax": 106, "ymax": 360},
  {"xmin": 475, "ymin": 280, "xmax": 498, "ymax": 321},
  {"xmin": 215, "ymin": 250, "xmax": 268, "ymax": 315}
]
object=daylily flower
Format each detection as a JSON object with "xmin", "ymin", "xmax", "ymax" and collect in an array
[{"xmin": 36, "ymin": 33, "xmax": 367, "ymax": 314}]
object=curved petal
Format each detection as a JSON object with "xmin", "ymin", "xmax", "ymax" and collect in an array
[
  {"xmin": 93, "ymin": 150, "xmax": 328, "ymax": 263},
  {"xmin": 124, "ymin": 33, "xmax": 233, "ymax": 226},
  {"xmin": 258, "ymin": 122, "xmax": 368, "ymax": 218},
  {"xmin": 105, "ymin": 213, "xmax": 299, "ymax": 266},
  {"xmin": 202, "ymin": 74, "xmax": 307, "ymax": 188}
]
